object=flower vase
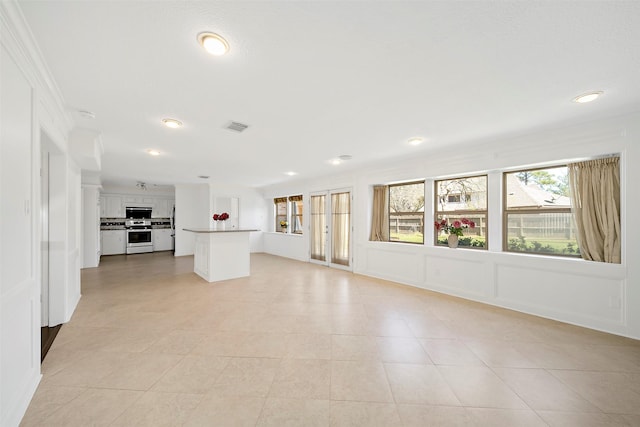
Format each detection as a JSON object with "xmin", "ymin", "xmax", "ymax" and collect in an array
[
  {"xmin": 447, "ymin": 234, "xmax": 459, "ymax": 248},
  {"xmin": 219, "ymin": 221, "xmax": 226, "ymax": 231}
]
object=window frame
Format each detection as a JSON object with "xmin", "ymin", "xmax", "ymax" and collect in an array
[
  {"xmin": 274, "ymin": 197, "xmax": 287, "ymax": 232},
  {"xmin": 502, "ymin": 164, "xmax": 577, "ymax": 258},
  {"xmin": 434, "ymin": 174, "xmax": 488, "ymax": 250},
  {"xmin": 388, "ymin": 180, "xmax": 425, "ymax": 245},
  {"xmin": 289, "ymin": 195, "xmax": 304, "ymax": 235}
]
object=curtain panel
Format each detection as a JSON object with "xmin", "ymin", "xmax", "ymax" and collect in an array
[
  {"xmin": 310, "ymin": 195, "xmax": 326, "ymax": 261},
  {"xmin": 369, "ymin": 185, "xmax": 389, "ymax": 241},
  {"xmin": 331, "ymin": 192, "xmax": 350, "ymax": 266},
  {"xmin": 568, "ymin": 156, "xmax": 621, "ymax": 263}
]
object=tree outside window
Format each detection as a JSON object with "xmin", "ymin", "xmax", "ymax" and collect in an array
[{"xmin": 389, "ymin": 181, "xmax": 425, "ymax": 244}]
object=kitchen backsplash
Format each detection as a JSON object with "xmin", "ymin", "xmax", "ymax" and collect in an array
[{"xmin": 100, "ymin": 217, "xmax": 171, "ymax": 230}]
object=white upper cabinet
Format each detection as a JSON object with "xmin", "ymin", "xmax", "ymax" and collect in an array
[
  {"xmin": 153, "ymin": 198, "xmax": 172, "ymax": 218},
  {"xmin": 100, "ymin": 195, "xmax": 123, "ymax": 217},
  {"xmin": 99, "ymin": 193, "xmax": 174, "ymax": 218}
]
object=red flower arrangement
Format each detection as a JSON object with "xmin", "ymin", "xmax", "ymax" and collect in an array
[
  {"xmin": 434, "ymin": 218, "xmax": 475, "ymax": 237},
  {"xmin": 212, "ymin": 212, "xmax": 229, "ymax": 221}
]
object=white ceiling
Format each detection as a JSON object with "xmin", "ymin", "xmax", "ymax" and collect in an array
[{"xmin": 18, "ymin": 1, "xmax": 640, "ymax": 188}]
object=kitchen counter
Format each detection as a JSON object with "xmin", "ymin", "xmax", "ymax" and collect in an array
[{"xmin": 183, "ymin": 228, "xmax": 259, "ymax": 282}]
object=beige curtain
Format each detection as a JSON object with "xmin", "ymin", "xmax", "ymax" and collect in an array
[
  {"xmin": 369, "ymin": 185, "xmax": 389, "ymax": 241},
  {"xmin": 310, "ymin": 195, "xmax": 326, "ymax": 261},
  {"xmin": 331, "ymin": 192, "xmax": 350, "ymax": 266},
  {"xmin": 568, "ymin": 157, "xmax": 620, "ymax": 263}
]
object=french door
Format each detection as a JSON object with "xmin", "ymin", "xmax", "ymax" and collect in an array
[{"xmin": 310, "ymin": 189, "xmax": 352, "ymax": 270}]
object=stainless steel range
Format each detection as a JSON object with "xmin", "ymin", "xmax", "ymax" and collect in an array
[{"xmin": 125, "ymin": 219, "xmax": 153, "ymax": 254}]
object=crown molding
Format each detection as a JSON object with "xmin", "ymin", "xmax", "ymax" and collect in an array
[{"xmin": 1, "ymin": 1, "xmax": 75, "ymax": 138}]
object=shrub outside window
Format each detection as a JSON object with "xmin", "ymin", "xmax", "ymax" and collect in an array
[
  {"xmin": 389, "ymin": 181, "xmax": 425, "ymax": 244},
  {"xmin": 503, "ymin": 166, "xmax": 579, "ymax": 257},
  {"xmin": 435, "ymin": 175, "xmax": 487, "ymax": 248}
]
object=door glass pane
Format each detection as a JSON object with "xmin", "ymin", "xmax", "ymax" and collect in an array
[
  {"xmin": 331, "ymin": 192, "xmax": 350, "ymax": 266},
  {"xmin": 310, "ymin": 195, "xmax": 326, "ymax": 261}
]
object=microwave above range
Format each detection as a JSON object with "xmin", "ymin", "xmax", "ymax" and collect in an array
[{"xmin": 125, "ymin": 206, "xmax": 152, "ymax": 219}]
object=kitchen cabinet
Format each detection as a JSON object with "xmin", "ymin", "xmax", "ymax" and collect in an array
[
  {"xmin": 101, "ymin": 230, "xmax": 126, "ymax": 255},
  {"xmin": 122, "ymin": 195, "xmax": 154, "ymax": 205},
  {"xmin": 153, "ymin": 229, "xmax": 173, "ymax": 251},
  {"xmin": 100, "ymin": 195, "xmax": 123, "ymax": 218},
  {"xmin": 152, "ymin": 198, "xmax": 174, "ymax": 218}
]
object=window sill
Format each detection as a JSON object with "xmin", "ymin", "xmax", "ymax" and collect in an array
[{"xmin": 266, "ymin": 231, "xmax": 304, "ymax": 237}]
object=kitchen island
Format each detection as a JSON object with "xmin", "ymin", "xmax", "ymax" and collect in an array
[{"xmin": 183, "ymin": 228, "xmax": 258, "ymax": 282}]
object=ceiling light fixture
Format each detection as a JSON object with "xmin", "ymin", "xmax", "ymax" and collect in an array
[
  {"xmin": 331, "ymin": 159, "xmax": 342, "ymax": 166},
  {"xmin": 408, "ymin": 137, "xmax": 424, "ymax": 146},
  {"xmin": 285, "ymin": 171, "xmax": 297, "ymax": 176},
  {"xmin": 147, "ymin": 149, "xmax": 161, "ymax": 156},
  {"xmin": 338, "ymin": 155, "xmax": 353, "ymax": 161},
  {"xmin": 573, "ymin": 91, "xmax": 603, "ymax": 104},
  {"xmin": 197, "ymin": 32, "xmax": 230, "ymax": 56},
  {"xmin": 162, "ymin": 118, "xmax": 183, "ymax": 128}
]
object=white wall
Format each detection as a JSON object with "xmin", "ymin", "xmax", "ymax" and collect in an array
[
  {"xmin": 81, "ymin": 186, "xmax": 100, "ymax": 268},
  {"xmin": 175, "ymin": 184, "xmax": 267, "ymax": 256},
  {"xmin": 209, "ymin": 184, "xmax": 267, "ymax": 254},
  {"xmin": 175, "ymin": 184, "xmax": 210, "ymax": 256},
  {"xmin": 262, "ymin": 174, "xmax": 355, "ymax": 262},
  {"xmin": 261, "ymin": 112, "xmax": 640, "ymax": 340},
  {"xmin": 1, "ymin": 3, "xmax": 79, "ymax": 425},
  {"xmin": 0, "ymin": 36, "xmax": 41, "ymax": 427}
]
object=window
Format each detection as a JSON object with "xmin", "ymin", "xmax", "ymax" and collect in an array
[
  {"xmin": 274, "ymin": 197, "xmax": 287, "ymax": 232},
  {"xmin": 435, "ymin": 175, "xmax": 487, "ymax": 248},
  {"xmin": 289, "ymin": 195, "xmax": 303, "ymax": 234},
  {"xmin": 389, "ymin": 181, "xmax": 425, "ymax": 244},
  {"xmin": 504, "ymin": 166, "xmax": 579, "ymax": 256},
  {"xmin": 274, "ymin": 195, "xmax": 304, "ymax": 234}
]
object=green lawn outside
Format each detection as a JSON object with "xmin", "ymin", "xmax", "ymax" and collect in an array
[
  {"xmin": 390, "ymin": 233, "xmax": 579, "ymax": 256},
  {"xmin": 390, "ymin": 232, "xmax": 424, "ymax": 244}
]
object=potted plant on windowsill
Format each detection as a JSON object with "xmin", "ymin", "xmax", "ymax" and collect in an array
[
  {"xmin": 280, "ymin": 220, "xmax": 288, "ymax": 233},
  {"xmin": 435, "ymin": 218, "xmax": 475, "ymax": 248}
]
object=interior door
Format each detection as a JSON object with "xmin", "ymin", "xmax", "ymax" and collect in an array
[{"xmin": 309, "ymin": 190, "xmax": 352, "ymax": 270}]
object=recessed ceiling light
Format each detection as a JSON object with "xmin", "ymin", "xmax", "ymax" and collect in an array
[
  {"xmin": 197, "ymin": 32, "xmax": 230, "ymax": 56},
  {"xmin": 338, "ymin": 155, "xmax": 353, "ymax": 161},
  {"xmin": 285, "ymin": 171, "xmax": 297, "ymax": 176},
  {"xmin": 331, "ymin": 159, "xmax": 342, "ymax": 166},
  {"xmin": 162, "ymin": 118, "xmax": 183, "ymax": 128},
  {"xmin": 198, "ymin": 175, "xmax": 209, "ymax": 179},
  {"xmin": 147, "ymin": 149, "xmax": 161, "ymax": 156},
  {"xmin": 573, "ymin": 91, "xmax": 603, "ymax": 103},
  {"xmin": 408, "ymin": 137, "xmax": 424, "ymax": 146}
]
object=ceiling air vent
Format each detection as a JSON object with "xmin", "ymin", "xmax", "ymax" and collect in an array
[{"xmin": 225, "ymin": 121, "xmax": 249, "ymax": 133}]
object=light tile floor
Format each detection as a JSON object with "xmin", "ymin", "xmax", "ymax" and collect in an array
[{"xmin": 21, "ymin": 252, "xmax": 640, "ymax": 426}]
